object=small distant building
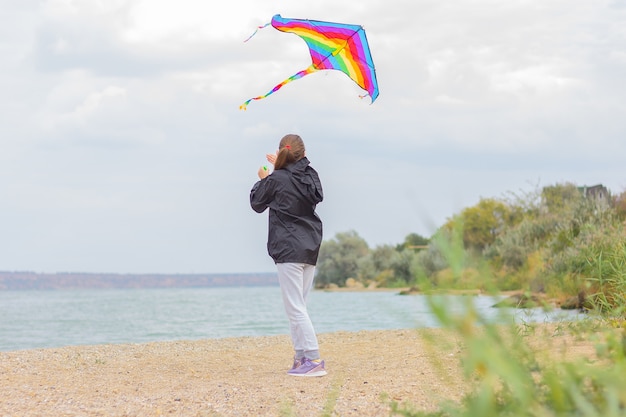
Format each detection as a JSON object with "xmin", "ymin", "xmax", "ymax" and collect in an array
[{"xmin": 578, "ymin": 184, "xmax": 609, "ymax": 201}]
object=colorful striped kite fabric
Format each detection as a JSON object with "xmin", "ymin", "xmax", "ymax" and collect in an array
[{"xmin": 240, "ymin": 14, "xmax": 379, "ymax": 110}]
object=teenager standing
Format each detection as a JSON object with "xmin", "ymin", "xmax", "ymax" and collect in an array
[{"xmin": 250, "ymin": 134, "xmax": 326, "ymax": 377}]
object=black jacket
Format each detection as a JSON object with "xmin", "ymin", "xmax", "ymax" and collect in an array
[{"xmin": 250, "ymin": 157, "xmax": 323, "ymax": 265}]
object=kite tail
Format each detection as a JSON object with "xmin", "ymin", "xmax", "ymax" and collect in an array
[
  {"xmin": 239, "ymin": 66, "xmax": 317, "ymax": 110},
  {"xmin": 243, "ymin": 22, "xmax": 271, "ymax": 42}
]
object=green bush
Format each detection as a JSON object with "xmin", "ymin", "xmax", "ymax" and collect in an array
[
  {"xmin": 577, "ymin": 235, "xmax": 626, "ymax": 313},
  {"xmin": 390, "ymin": 225, "xmax": 626, "ymax": 417},
  {"xmin": 316, "ymin": 230, "xmax": 369, "ymax": 287},
  {"xmin": 320, "ymin": 183, "xmax": 624, "ymax": 304},
  {"xmin": 391, "ymin": 306, "xmax": 626, "ymax": 417}
]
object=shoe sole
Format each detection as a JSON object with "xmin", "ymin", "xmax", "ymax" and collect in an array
[{"xmin": 288, "ymin": 369, "xmax": 327, "ymax": 377}]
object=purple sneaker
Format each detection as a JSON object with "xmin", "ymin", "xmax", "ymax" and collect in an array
[
  {"xmin": 287, "ymin": 358, "xmax": 327, "ymax": 377},
  {"xmin": 290, "ymin": 357, "xmax": 302, "ymax": 371}
]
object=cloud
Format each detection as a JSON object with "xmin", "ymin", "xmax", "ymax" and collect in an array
[
  {"xmin": 49, "ymin": 85, "xmax": 126, "ymax": 127},
  {"xmin": 1, "ymin": 0, "xmax": 626, "ymax": 273}
]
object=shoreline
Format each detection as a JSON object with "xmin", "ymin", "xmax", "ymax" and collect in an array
[
  {"xmin": 0, "ymin": 326, "xmax": 596, "ymax": 416},
  {"xmin": 1, "ymin": 329, "xmax": 464, "ymax": 416}
]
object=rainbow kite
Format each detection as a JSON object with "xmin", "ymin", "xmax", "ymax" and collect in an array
[{"xmin": 240, "ymin": 14, "xmax": 379, "ymax": 110}]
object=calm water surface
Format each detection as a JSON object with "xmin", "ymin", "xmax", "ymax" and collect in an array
[{"xmin": 0, "ymin": 286, "xmax": 582, "ymax": 351}]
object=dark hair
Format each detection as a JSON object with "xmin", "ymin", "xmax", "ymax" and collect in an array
[{"xmin": 274, "ymin": 134, "xmax": 305, "ymax": 170}]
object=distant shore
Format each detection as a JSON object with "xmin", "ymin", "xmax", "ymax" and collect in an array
[{"xmin": 0, "ymin": 271, "xmax": 278, "ymax": 290}]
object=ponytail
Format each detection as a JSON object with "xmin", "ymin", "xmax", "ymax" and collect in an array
[{"xmin": 274, "ymin": 134, "xmax": 305, "ymax": 170}]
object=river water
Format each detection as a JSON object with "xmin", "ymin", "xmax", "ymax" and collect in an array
[{"xmin": 0, "ymin": 286, "xmax": 583, "ymax": 351}]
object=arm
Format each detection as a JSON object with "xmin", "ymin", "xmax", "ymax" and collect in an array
[
  {"xmin": 250, "ymin": 153, "xmax": 278, "ymax": 212},
  {"xmin": 250, "ymin": 177, "xmax": 274, "ymax": 213}
]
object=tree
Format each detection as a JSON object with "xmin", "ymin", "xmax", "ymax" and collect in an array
[
  {"xmin": 370, "ymin": 244, "xmax": 396, "ymax": 272},
  {"xmin": 315, "ymin": 230, "xmax": 369, "ymax": 287},
  {"xmin": 612, "ymin": 189, "xmax": 626, "ymax": 221},
  {"xmin": 364, "ymin": 245, "xmax": 396, "ymax": 286},
  {"xmin": 389, "ymin": 249, "xmax": 416, "ymax": 285},
  {"xmin": 541, "ymin": 182, "xmax": 582, "ymax": 213},
  {"xmin": 395, "ymin": 233, "xmax": 430, "ymax": 251},
  {"xmin": 443, "ymin": 198, "xmax": 515, "ymax": 251}
]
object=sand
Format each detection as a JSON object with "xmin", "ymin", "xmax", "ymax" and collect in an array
[{"xmin": 0, "ymin": 326, "xmax": 596, "ymax": 417}]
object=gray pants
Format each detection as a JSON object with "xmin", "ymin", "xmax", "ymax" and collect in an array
[{"xmin": 276, "ymin": 263, "xmax": 320, "ymax": 360}]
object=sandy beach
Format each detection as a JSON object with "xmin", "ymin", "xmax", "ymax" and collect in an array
[{"xmin": 0, "ymin": 326, "xmax": 595, "ymax": 416}]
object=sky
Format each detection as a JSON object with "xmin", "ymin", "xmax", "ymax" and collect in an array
[{"xmin": 1, "ymin": 0, "xmax": 625, "ymax": 274}]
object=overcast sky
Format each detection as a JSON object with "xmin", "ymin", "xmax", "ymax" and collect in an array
[{"xmin": 2, "ymin": 0, "xmax": 625, "ymax": 274}]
